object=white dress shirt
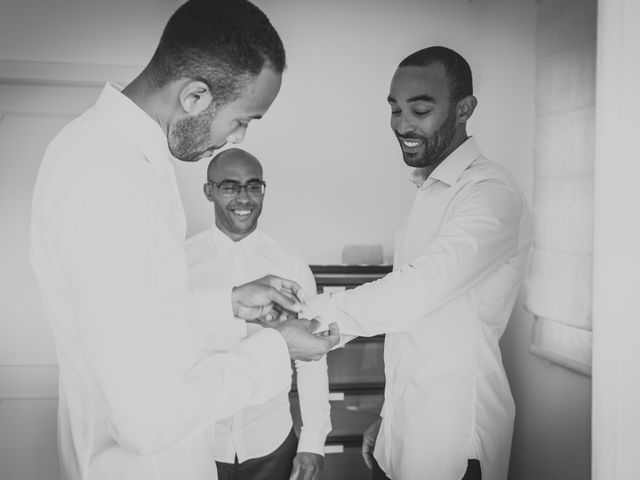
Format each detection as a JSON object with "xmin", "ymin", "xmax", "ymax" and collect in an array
[
  {"xmin": 29, "ymin": 83, "xmax": 292, "ymax": 480},
  {"xmin": 304, "ymin": 138, "xmax": 532, "ymax": 480},
  {"xmin": 185, "ymin": 226, "xmax": 331, "ymax": 463}
]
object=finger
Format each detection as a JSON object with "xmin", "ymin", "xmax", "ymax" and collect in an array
[
  {"xmin": 309, "ymin": 318, "xmax": 320, "ymax": 333},
  {"xmin": 324, "ymin": 322, "xmax": 340, "ymax": 348},
  {"xmin": 234, "ymin": 304, "xmax": 261, "ymax": 321},
  {"xmin": 277, "ymin": 308, "xmax": 299, "ymax": 321},
  {"xmin": 362, "ymin": 440, "xmax": 374, "ymax": 470},
  {"xmin": 312, "ymin": 327, "xmax": 331, "ymax": 337},
  {"xmin": 272, "ymin": 276, "xmax": 305, "ymax": 303},
  {"xmin": 261, "ymin": 309, "xmax": 289, "ymax": 328},
  {"xmin": 267, "ymin": 286, "xmax": 303, "ymax": 313}
]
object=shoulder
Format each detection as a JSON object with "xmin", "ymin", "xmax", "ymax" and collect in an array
[
  {"xmin": 447, "ymin": 156, "xmax": 529, "ymax": 222},
  {"xmin": 457, "ymin": 155, "xmax": 526, "ymax": 202},
  {"xmin": 47, "ymin": 108, "xmax": 135, "ymax": 165},
  {"xmin": 463, "ymin": 155, "xmax": 519, "ymax": 188},
  {"xmin": 42, "ymin": 112, "xmax": 154, "ymax": 204}
]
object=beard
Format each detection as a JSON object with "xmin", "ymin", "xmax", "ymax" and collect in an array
[
  {"xmin": 168, "ymin": 106, "xmax": 215, "ymax": 162},
  {"xmin": 400, "ymin": 108, "xmax": 457, "ymax": 168}
]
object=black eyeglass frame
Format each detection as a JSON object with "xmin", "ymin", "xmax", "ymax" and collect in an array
[{"xmin": 206, "ymin": 180, "xmax": 267, "ymax": 197}]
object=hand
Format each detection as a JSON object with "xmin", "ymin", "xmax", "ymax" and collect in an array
[
  {"xmin": 289, "ymin": 452, "xmax": 324, "ymax": 480},
  {"xmin": 254, "ymin": 300, "xmax": 300, "ymax": 327},
  {"xmin": 276, "ymin": 319, "xmax": 340, "ymax": 361},
  {"xmin": 232, "ymin": 275, "xmax": 304, "ymax": 322},
  {"xmin": 362, "ymin": 416, "xmax": 382, "ymax": 470}
]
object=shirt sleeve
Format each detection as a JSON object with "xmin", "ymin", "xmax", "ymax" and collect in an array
[
  {"xmin": 186, "ymin": 237, "xmax": 248, "ymax": 350},
  {"xmin": 307, "ymin": 180, "xmax": 527, "ymax": 337},
  {"xmin": 64, "ymin": 178, "xmax": 291, "ymax": 456},
  {"xmin": 293, "ymin": 261, "xmax": 332, "ymax": 455}
]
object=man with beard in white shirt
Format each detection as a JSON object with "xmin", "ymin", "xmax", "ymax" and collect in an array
[
  {"xmin": 302, "ymin": 46, "xmax": 532, "ymax": 480},
  {"xmin": 186, "ymin": 148, "xmax": 330, "ymax": 480},
  {"xmin": 29, "ymin": 1, "xmax": 338, "ymax": 480}
]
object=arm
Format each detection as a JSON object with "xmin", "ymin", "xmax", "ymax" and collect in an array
[
  {"xmin": 291, "ymin": 263, "xmax": 331, "ymax": 480},
  {"xmin": 308, "ymin": 180, "xmax": 527, "ymax": 336},
  {"xmin": 185, "ymin": 234, "xmax": 248, "ymax": 351},
  {"xmin": 66, "ymin": 180, "xmax": 292, "ymax": 455}
]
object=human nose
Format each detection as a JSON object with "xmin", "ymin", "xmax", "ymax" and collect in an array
[
  {"xmin": 391, "ymin": 113, "xmax": 415, "ymax": 135},
  {"xmin": 226, "ymin": 124, "xmax": 247, "ymax": 145},
  {"xmin": 235, "ymin": 185, "xmax": 251, "ymax": 202}
]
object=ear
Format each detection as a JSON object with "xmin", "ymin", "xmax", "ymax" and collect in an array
[
  {"xmin": 179, "ymin": 80, "xmax": 213, "ymax": 115},
  {"xmin": 456, "ymin": 95, "xmax": 477, "ymax": 124},
  {"xmin": 203, "ymin": 182, "xmax": 215, "ymax": 202}
]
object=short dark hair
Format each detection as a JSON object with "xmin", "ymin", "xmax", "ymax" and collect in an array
[
  {"xmin": 147, "ymin": 0, "xmax": 286, "ymax": 107},
  {"xmin": 399, "ymin": 46, "xmax": 472, "ymax": 103}
]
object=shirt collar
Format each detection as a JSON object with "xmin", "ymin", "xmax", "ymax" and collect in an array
[
  {"xmin": 209, "ymin": 223, "xmax": 260, "ymax": 253},
  {"xmin": 93, "ymin": 82, "xmax": 172, "ymax": 174},
  {"xmin": 409, "ymin": 136, "xmax": 482, "ymax": 189}
]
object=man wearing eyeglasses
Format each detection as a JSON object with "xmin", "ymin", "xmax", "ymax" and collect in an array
[{"xmin": 185, "ymin": 148, "xmax": 330, "ymax": 480}]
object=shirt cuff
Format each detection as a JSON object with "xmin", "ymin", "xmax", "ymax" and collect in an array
[
  {"xmin": 297, "ymin": 426, "xmax": 330, "ymax": 456},
  {"xmin": 192, "ymin": 286, "xmax": 246, "ymax": 349},
  {"xmin": 303, "ymin": 292, "xmax": 359, "ymax": 339},
  {"xmin": 232, "ymin": 328, "xmax": 292, "ymax": 406},
  {"xmin": 302, "ymin": 293, "xmax": 334, "ymax": 330}
]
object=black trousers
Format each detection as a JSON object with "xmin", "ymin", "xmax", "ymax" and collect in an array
[
  {"xmin": 372, "ymin": 457, "xmax": 482, "ymax": 480},
  {"xmin": 215, "ymin": 428, "xmax": 298, "ymax": 480}
]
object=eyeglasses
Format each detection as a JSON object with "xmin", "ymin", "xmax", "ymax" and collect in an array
[{"xmin": 209, "ymin": 180, "xmax": 267, "ymax": 197}]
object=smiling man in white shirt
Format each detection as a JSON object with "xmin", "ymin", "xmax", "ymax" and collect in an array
[
  {"xmin": 186, "ymin": 148, "xmax": 330, "ymax": 480},
  {"xmin": 29, "ymin": 2, "xmax": 338, "ymax": 480},
  {"xmin": 303, "ymin": 46, "xmax": 532, "ymax": 480}
]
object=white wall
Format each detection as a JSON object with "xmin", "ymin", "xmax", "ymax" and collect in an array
[
  {"xmin": 179, "ymin": 0, "xmax": 537, "ymax": 264},
  {"xmin": 0, "ymin": 1, "xmax": 583, "ymax": 480}
]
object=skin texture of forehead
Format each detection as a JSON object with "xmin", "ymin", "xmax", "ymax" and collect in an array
[
  {"xmin": 391, "ymin": 63, "xmax": 452, "ymax": 104},
  {"xmin": 208, "ymin": 148, "xmax": 263, "ymax": 182}
]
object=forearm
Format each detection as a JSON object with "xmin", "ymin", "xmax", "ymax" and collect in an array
[
  {"xmin": 101, "ymin": 330, "xmax": 291, "ymax": 455},
  {"xmin": 69, "ymin": 188, "xmax": 291, "ymax": 454},
  {"xmin": 192, "ymin": 285, "xmax": 248, "ymax": 351},
  {"xmin": 306, "ymin": 182, "xmax": 525, "ymax": 336},
  {"xmin": 295, "ymin": 356, "xmax": 331, "ymax": 454}
]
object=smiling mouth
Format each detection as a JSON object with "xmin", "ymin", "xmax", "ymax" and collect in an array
[
  {"xmin": 398, "ymin": 137, "xmax": 424, "ymax": 152},
  {"xmin": 231, "ymin": 208, "xmax": 253, "ymax": 217}
]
